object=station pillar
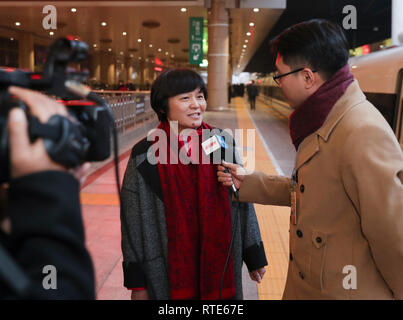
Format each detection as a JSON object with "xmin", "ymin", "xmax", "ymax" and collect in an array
[
  {"xmin": 18, "ymin": 32, "xmax": 34, "ymax": 70},
  {"xmin": 126, "ymin": 58, "xmax": 134, "ymax": 83},
  {"xmin": 100, "ymin": 50, "xmax": 116, "ymax": 87},
  {"xmin": 207, "ymin": 0, "xmax": 229, "ymax": 110},
  {"xmin": 90, "ymin": 51, "xmax": 101, "ymax": 82},
  {"xmin": 139, "ymin": 59, "xmax": 145, "ymax": 87}
]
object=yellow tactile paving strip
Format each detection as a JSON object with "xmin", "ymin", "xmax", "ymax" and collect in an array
[
  {"xmin": 233, "ymin": 97, "xmax": 290, "ymax": 300},
  {"xmin": 80, "ymin": 193, "xmax": 120, "ymax": 206}
]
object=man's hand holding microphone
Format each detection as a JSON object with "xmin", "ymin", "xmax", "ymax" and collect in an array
[
  {"xmin": 217, "ymin": 160, "xmax": 245, "ymax": 191},
  {"xmin": 217, "ymin": 161, "xmax": 267, "ymax": 284}
]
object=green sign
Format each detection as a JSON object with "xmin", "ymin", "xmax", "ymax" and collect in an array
[{"xmin": 189, "ymin": 17, "xmax": 204, "ymax": 65}]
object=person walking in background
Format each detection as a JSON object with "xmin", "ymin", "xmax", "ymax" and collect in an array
[
  {"xmin": 228, "ymin": 83, "xmax": 232, "ymax": 104},
  {"xmin": 247, "ymin": 80, "xmax": 258, "ymax": 110}
]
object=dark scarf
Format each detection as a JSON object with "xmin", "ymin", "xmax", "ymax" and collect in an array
[
  {"xmin": 289, "ymin": 64, "xmax": 354, "ymax": 150},
  {"xmin": 154, "ymin": 121, "xmax": 235, "ymax": 300}
]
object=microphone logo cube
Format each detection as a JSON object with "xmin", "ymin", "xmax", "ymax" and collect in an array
[{"xmin": 202, "ymin": 135, "xmax": 221, "ymax": 155}]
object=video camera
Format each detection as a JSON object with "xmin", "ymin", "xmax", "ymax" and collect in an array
[{"xmin": 0, "ymin": 36, "xmax": 112, "ymax": 183}]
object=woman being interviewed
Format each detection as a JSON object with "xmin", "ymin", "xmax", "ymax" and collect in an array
[{"xmin": 120, "ymin": 68, "xmax": 267, "ymax": 300}]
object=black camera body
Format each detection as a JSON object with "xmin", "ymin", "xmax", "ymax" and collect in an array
[{"xmin": 0, "ymin": 37, "xmax": 112, "ymax": 183}]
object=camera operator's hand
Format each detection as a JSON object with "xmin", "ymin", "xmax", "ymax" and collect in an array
[{"xmin": 7, "ymin": 86, "xmax": 68, "ymax": 178}]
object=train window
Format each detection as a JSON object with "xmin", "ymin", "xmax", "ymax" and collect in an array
[
  {"xmin": 364, "ymin": 92, "xmax": 397, "ymax": 130},
  {"xmin": 400, "ymin": 99, "xmax": 403, "ymax": 150},
  {"xmin": 395, "ymin": 70, "xmax": 403, "ymax": 150}
]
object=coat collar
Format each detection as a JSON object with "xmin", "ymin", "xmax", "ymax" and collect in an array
[
  {"xmin": 132, "ymin": 138, "xmax": 164, "ymax": 202},
  {"xmin": 295, "ymin": 133, "xmax": 320, "ymax": 170},
  {"xmin": 295, "ymin": 80, "xmax": 366, "ymax": 170},
  {"xmin": 317, "ymin": 80, "xmax": 366, "ymax": 142}
]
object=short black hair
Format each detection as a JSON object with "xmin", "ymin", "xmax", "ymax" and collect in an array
[
  {"xmin": 150, "ymin": 68, "xmax": 207, "ymax": 121},
  {"xmin": 271, "ymin": 19, "xmax": 350, "ymax": 80}
]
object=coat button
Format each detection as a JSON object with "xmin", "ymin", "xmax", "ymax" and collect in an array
[
  {"xmin": 316, "ymin": 237, "xmax": 322, "ymax": 243},
  {"xmin": 300, "ymin": 184, "xmax": 305, "ymax": 193},
  {"xmin": 299, "ymin": 271, "xmax": 305, "ymax": 280},
  {"xmin": 296, "ymin": 230, "xmax": 303, "ymax": 238},
  {"xmin": 290, "ymin": 253, "xmax": 293, "ymax": 261}
]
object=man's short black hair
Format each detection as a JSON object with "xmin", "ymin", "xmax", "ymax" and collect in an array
[
  {"xmin": 150, "ymin": 68, "xmax": 207, "ymax": 121},
  {"xmin": 271, "ymin": 19, "xmax": 350, "ymax": 80}
]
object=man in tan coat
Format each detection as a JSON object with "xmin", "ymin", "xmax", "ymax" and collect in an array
[{"xmin": 218, "ymin": 19, "xmax": 403, "ymax": 299}]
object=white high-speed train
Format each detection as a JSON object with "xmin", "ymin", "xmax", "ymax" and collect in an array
[
  {"xmin": 258, "ymin": 46, "xmax": 403, "ymax": 149},
  {"xmin": 349, "ymin": 46, "xmax": 403, "ymax": 148}
]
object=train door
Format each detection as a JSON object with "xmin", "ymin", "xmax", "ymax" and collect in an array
[{"xmin": 396, "ymin": 69, "xmax": 403, "ymax": 149}]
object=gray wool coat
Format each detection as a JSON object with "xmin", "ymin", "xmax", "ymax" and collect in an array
[{"xmin": 120, "ymin": 132, "xmax": 267, "ymax": 300}]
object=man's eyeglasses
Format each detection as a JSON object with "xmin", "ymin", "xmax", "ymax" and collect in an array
[{"xmin": 273, "ymin": 68, "xmax": 317, "ymax": 85}]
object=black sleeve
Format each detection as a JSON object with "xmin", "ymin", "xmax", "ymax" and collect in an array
[
  {"xmin": 243, "ymin": 241, "xmax": 268, "ymax": 272},
  {"xmin": 5, "ymin": 171, "xmax": 95, "ymax": 299}
]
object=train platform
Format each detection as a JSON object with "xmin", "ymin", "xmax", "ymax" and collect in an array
[{"xmin": 80, "ymin": 95, "xmax": 296, "ymax": 300}]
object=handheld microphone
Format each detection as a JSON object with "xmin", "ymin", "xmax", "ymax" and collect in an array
[
  {"xmin": 201, "ymin": 130, "xmax": 241, "ymax": 299},
  {"xmin": 201, "ymin": 132, "xmax": 239, "ymax": 199}
]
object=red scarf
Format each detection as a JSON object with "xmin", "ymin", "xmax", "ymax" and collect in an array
[
  {"xmin": 289, "ymin": 64, "xmax": 354, "ymax": 149},
  {"xmin": 154, "ymin": 121, "xmax": 235, "ymax": 300}
]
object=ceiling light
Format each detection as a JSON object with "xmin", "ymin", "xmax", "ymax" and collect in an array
[
  {"xmin": 138, "ymin": 38, "xmax": 142, "ymax": 43},
  {"xmin": 253, "ymin": 8, "xmax": 259, "ymax": 12},
  {"xmin": 49, "ymin": 31, "xmax": 54, "ymax": 36},
  {"xmin": 71, "ymin": 8, "xmax": 77, "ymax": 13},
  {"xmin": 120, "ymin": 51, "xmax": 124, "ymax": 55},
  {"xmin": 93, "ymin": 44, "xmax": 97, "ymax": 48},
  {"xmin": 245, "ymin": 40, "xmax": 248, "ymax": 43},
  {"xmin": 246, "ymin": 32, "xmax": 251, "ymax": 36},
  {"xmin": 243, "ymin": 45, "xmax": 247, "ymax": 48},
  {"xmin": 10, "ymin": 38, "xmax": 14, "ymax": 41},
  {"xmin": 158, "ymin": 48, "xmax": 162, "ymax": 52},
  {"xmin": 15, "ymin": 22, "xmax": 21, "ymax": 26},
  {"xmin": 149, "ymin": 44, "xmax": 153, "ymax": 48},
  {"xmin": 181, "ymin": 8, "xmax": 187, "ymax": 12},
  {"xmin": 165, "ymin": 51, "xmax": 169, "ymax": 55},
  {"xmin": 122, "ymin": 32, "xmax": 127, "ymax": 36},
  {"xmin": 101, "ymin": 22, "xmax": 107, "ymax": 27},
  {"xmin": 249, "ymin": 22, "xmax": 254, "ymax": 27},
  {"xmin": 130, "ymin": 54, "xmax": 134, "ymax": 58},
  {"xmin": 171, "ymin": 54, "xmax": 175, "ymax": 58},
  {"xmin": 108, "ymin": 48, "xmax": 112, "ymax": 52}
]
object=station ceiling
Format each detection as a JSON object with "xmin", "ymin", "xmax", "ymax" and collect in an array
[
  {"xmin": 0, "ymin": 0, "xmax": 285, "ymax": 73},
  {"xmin": 0, "ymin": 1, "xmax": 391, "ymax": 75},
  {"xmin": 244, "ymin": 0, "xmax": 392, "ymax": 74}
]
